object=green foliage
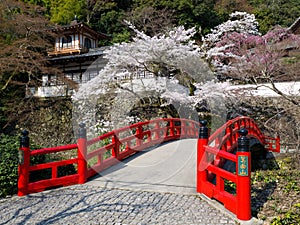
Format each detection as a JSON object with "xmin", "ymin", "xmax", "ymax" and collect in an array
[
  {"xmin": 20, "ymin": 0, "xmax": 299, "ymax": 44},
  {"xmin": 23, "ymin": 0, "xmax": 49, "ymax": 5},
  {"xmin": 0, "ymin": 133, "xmax": 78, "ymax": 197},
  {"xmin": 49, "ymin": 0, "xmax": 87, "ymax": 25},
  {"xmin": 284, "ymin": 180, "xmax": 300, "ymax": 194},
  {"xmin": 87, "ymin": 1, "xmax": 131, "ymax": 43},
  {"xmin": 110, "ymin": 30, "xmax": 131, "ymax": 44},
  {"xmin": 271, "ymin": 203, "xmax": 300, "ymax": 225},
  {"xmin": 252, "ymin": 170, "xmax": 277, "ymax": 184},
  {"xmin": 0, "ymin": 134, "xmax": 44, "ymax": 197},
  {"xmin": 249, "ymin": 0, "xmax": 300, "ymax": 33},
  {"xmin": 140, "ymin": 0, "xmax": 222, "ymax": 33},
  {"xmin": 224, "ymin": 178, "xmax": 236, "ymax": 195},
  {"xmin": 93, "ymin": 10, "xmax": 126, "ymax": 39},
  {"xmin": 251, "ymin": 155, "xmax": 300, "ymax": 221},
  {"xmin": 0, "ymin": 134, "xmax": 19, "ymax": 197}
]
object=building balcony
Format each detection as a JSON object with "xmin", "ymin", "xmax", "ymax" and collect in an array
[{"xmin": 47, "ymin": 47, "xmax": 89, "ymax": 57}]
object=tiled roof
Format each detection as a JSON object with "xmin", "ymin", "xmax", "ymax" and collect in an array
[{"xmin": 48, "ymin": 20, "xmax": 110, "ymax": 40}]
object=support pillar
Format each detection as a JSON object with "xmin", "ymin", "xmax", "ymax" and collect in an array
[
  {"xmin": 197, "ymin": 120, "xmax": 209, "ymax": 193},
  {"xmin": 18, "ymin": 130, "xmax": 30, "ymax": 196},
  {"xmin": 77, "ymin": 123, "xmax": 87, "ymax": 184},
  {"xmin": 236, "ymin": 128, "xmax": 251, "ymax": 221}
]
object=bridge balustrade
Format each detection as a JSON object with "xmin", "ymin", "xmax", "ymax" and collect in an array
[
  {"xmin": 18, "ymin": 118, "xmax": 199, "ymax": 196},
  {"xmin": 197, "ymin": 116, "xmax": 280, "ymax": 221},
  {"xmin": 17, "ymin": 116, "xmax": 280, "ymax": 222}
]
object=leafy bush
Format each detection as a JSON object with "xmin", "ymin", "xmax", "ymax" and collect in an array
[
  {"xmin": 0, "ymin": 134, "xmax": 19, "ymax": 198},
  {"xmin": 271, "ymin": 203, "xmax": 300, "ymax": 225},
  {"xmin": 0, "ymin": 133, "xmax": 44, "ymax": 198},
  {"xmin": 0, "ymin": 133, "xmax": 78, "ymax": 198}
]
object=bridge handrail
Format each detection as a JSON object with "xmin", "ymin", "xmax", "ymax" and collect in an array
[
  {"xmin": 207, "ymin": 116, "xmax": 279, "ymax": 152},
  {"xmin": 87, "ymin": 118, "xmax": 199, "ymax": 145},
  {"xmin": 30, "ymin": 143, "xmax": 78, "ymax": 156},
  {"xmin": 197, "ymin": 116, "xmax": 280, "ymax": 221},
  {"xmin": 18, "ymin": 117, "xmax": 199, "ymax": 196},
  {"xmin": 85, "ymin": 118, "xmax": 199, "ymax": 179}
]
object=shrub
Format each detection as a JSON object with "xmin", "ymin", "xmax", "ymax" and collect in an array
[
  {"xmin": 0, "ymin": 133, "xmax": 44, "ymax": 198},
  {"xmin": 0, "ymin": 134, "xmax": 19, "ymax": 198},
  {"xmin": 271, "ymin": 203, "xmax": 300, "ymax": 225}
]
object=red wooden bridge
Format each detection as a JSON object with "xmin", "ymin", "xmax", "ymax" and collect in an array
[{"xmin": 18, "ymin": 116, "xmax": 280, "ymax": 221}]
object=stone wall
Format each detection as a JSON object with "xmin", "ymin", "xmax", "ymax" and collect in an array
[
  {"xmin": 226, "ymin": 96, "xmax": 300, "ymax": 151},
  {"xmin": 18, "ymin": 98, "xmax": 74, "ymax": 148},
  {"xmin": 16, "ymin": 93, "xmax": 300, "ymax": 151}
]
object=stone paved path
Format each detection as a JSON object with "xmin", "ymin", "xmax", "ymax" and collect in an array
[
  {"xmin": 0, "ymin": 184, "xmax": 237, "ymax": 225},
  {"xmin": 87, "ymin": 139, "xmax": 198, "ymax": 194}
]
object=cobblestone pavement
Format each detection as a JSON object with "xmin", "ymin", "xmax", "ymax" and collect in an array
[{"xmin": 0, "ymin": 185, "xmax": 237, "ymax": 225}]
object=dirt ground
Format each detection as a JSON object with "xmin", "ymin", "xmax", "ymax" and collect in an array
[{"xmin": 251, "ymin": 152, "xmax": 300, "ymax": 224}]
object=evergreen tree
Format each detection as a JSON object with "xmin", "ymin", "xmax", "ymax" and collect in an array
[{"xmin": 49, "ymin": 0, "xmax": 87, "ymax": 25}]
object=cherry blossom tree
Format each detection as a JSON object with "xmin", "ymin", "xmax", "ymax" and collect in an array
[
  {"xmin": 201, "ymin": 12, "xmax": 300, "ymax": 147},
  {"xmin": 202, "ymin": 11, "xmax": 260, "ymax": 51},
  {"xmin": 202, "ymin": 11, "xmax": 260, "ymax": 72},
  {"xmin": 202, "ymin": 11, "xmax": 300, "ymax": 105},
  {"xmin": 72, "ymin": 22, "xmax": 230, "ymax": 137}
]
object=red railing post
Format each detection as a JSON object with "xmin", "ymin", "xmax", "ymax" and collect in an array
[
  {"xmin": 197, "ymin": 120, "xmax": 209, "ymax": 193},
  {"xmin": 181, "ymin": 120, "xmax": 186, "ymax": 137},
  {"xmin": 135, "ymin": 125, "xmax": 143, "ymax": 147},
  {"xmin": 155, "ymin": 122, "xmax": 160, "ymax": 140},
  {"xmin": 18, "ymin": 130, "xmax": 30, "ymax": 196},
  {"xmin": 226, "ymin": 126, "xmax": 233, "ymax": 150},
  {"xmin": 112, "ymin": 133, "xmax": 120, "ymax": 158},
  {"xmin": 276, "ymin": 135, "xmax": 280, "ymax": 152},
  {"xmin": 236, "ymin": 128, "xmax": 251, "ymax": 221},
  {"xmin": 169, "ymin": 119, "xmax": 175, "ymax": 137},
  {"xmin": 77, "ymin": 123, "xmax": 87, "ymax": 184}
]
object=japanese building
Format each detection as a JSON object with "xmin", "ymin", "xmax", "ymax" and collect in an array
[{"xmin": 29, "ymin": 18, "xmax": 110, "ymax": 97}]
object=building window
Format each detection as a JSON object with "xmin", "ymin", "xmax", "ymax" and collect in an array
[
  {"xmin": 84, "ymin": 38, "xmax": 92, "ymax": 49},
  {"xmin": 62, "ymin": 36, "xmax": 72, "ymax": 48}
]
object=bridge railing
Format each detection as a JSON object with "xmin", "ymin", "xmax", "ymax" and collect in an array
[
  {"xmin": 84, "ymin": 118, "xmax": 199, "ymax": 180},
  {"xmin": 197, "ymin": 116, "xmax": 280, "ymax": 221},
  {"xmin": 18, "ymin": 118, "xmax": 199, "ymax": 196}
]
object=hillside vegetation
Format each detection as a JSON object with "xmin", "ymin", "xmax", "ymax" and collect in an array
[{"xmin": 22, "ymin": 0, "xmax": 300, "ymax": 43}]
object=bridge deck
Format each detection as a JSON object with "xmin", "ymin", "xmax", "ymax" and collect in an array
[
  {"xmin": 0, "ymin": 140, "xmax": 238, "ymax": 224},
  {"xmin": 87, "ymin": 139, "xmax": 197, "ymax": 194}
]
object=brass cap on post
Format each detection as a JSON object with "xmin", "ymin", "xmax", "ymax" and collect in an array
[
  {"xmin": 78, "ymin": 123, "xmax": 86, "ymax": 139},
  {"xmin": 238, "ymin": 128, "xmax": 249, "ymax": 152},
  {"xmin": 199, "ymin": 120, "xmax": 209, "ymax": 139},
  {"xmin": 20, "ymin": 130, "xmax": 29, "ymax": 148}
]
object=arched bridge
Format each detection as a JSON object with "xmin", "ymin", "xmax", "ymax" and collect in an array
[{"xmin": 18, "ymin": 116, "xmax": 280, "ymax": 221}]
